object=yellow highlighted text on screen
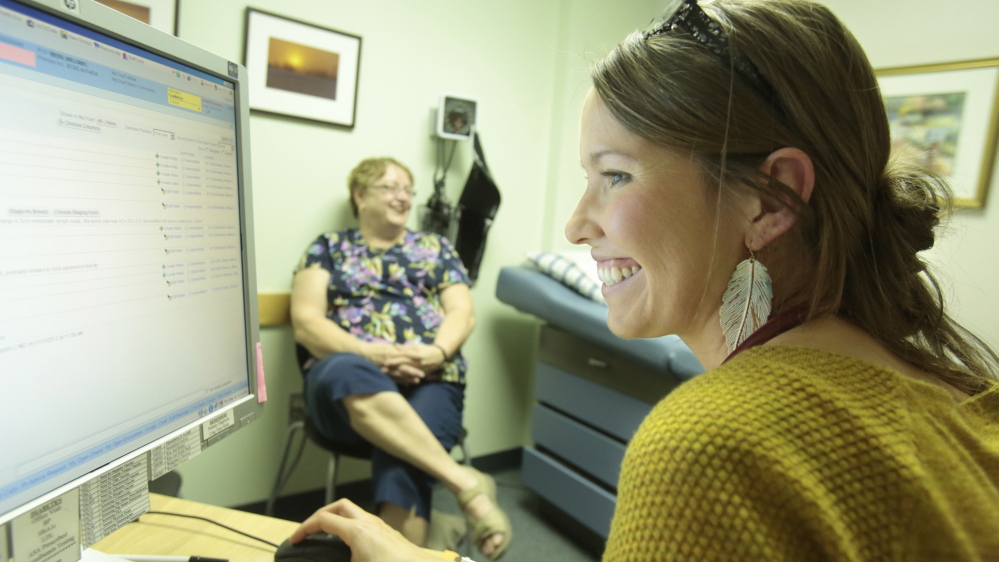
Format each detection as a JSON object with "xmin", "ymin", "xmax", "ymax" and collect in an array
[{"xmin": 167, "ymin": 88, "xmax": 202, "ymax": 112}]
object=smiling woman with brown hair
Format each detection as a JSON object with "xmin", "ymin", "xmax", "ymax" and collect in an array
[{"xmin": 284, "ymin": 2, "xmax": 999, "ymax": 560}]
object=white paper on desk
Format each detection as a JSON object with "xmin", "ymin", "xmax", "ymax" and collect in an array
[
  {"xmin": 11, "ymin": 488, "xmax": 80, "ymax": 562},
  {"xmin": 80, "ymin": 548, "xmax": 135, "ymax": 562}
]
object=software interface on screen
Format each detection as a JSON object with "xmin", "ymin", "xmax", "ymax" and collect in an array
[{"xmin": 0, "ymin": 0, "xmax": 251, "ymax": 518}]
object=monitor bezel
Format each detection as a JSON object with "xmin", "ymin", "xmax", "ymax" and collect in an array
[{"xmin": 0, "ymin": 0, "xmax": 263, "ymax": 528}]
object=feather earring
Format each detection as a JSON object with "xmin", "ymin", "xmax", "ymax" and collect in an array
[{"xmin": 720, "ymin": 251, "xmax": 773, "ymax": 353}]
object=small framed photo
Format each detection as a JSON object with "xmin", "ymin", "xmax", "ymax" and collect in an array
[
  {"xmin": 243, "ymin": 9, "xmax": 362, "ymax": 128},
  {"xmin": 436, "ymin": 93, "xmax": 478, "ymax": 141},
  {"xmin": 94, "ymin": 0, "xmax": 178, "ymax": 35},
  {"xmin": 877, "ymin": 58, "xmax": 999, "ymax": 209}
]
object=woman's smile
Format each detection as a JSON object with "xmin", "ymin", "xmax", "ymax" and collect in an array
[{"xmin": 598, "ymin": 263, "xmax": 643, "ymax": 286}]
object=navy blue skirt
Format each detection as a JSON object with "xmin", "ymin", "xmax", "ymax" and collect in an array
[{"xmin": 303, "ymin": 352, "xmax": 464, "ymax": 520}]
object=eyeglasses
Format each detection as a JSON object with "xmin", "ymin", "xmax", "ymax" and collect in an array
[
  {"xmin": 645, "ymin": 0, "xmax": 780, "ymax": 111},
  {"xmin": 372, "ymin": 184, "xmax": 416, "ymax": 198}
]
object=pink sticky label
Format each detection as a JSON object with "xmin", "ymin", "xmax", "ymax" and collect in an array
[
  {"xmin": 0, "ymin": 43, "xmax": 36, "ymax": 67},
  {"xmin": 256, "ymin": 341, "xmax": 268, "ymax": 403}
]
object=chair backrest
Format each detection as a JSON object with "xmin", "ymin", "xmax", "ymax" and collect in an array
[{"xmin": 296, "ymin": 343, "xmax": 314, "ymax": 374}]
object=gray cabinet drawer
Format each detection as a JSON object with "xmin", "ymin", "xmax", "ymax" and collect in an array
[
  {"xmin": 522, "ymin": 446, "xmax": 616, "ymax": 539},
  {"xmin": 531, "ymin": 403, "xmax": 626, "ymax": 489},
  {"xmin": 538, "ymin": 325, "xmax": 682, "ymax": 403},
  {"xmin": 535, "ymin": 361, "xmax": 651, "ymax": 442}
]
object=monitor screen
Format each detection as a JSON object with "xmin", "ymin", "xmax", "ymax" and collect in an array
[{"xmin": 0, "ymin": 0, "xmax": 261, "ymax": 546}]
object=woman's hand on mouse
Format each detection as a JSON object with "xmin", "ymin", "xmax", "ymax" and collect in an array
[{"xmin": 290, "ymin": 499, "xmax": 446, "ymax": 562}]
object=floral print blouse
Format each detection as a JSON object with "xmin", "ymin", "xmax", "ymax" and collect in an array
[{"xmin": 296, "ymin": 229, "xmax": 470, "ymax": 385}]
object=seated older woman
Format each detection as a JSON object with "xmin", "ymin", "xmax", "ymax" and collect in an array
[{"xmin": 289, "ymin": 157, "xmax": 510, "ymax": 560}]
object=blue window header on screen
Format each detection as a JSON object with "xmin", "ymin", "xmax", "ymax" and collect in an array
[
  {"xmin": 1, "ymin": 0, "xmax": 230, "ymax": 87},
  {"xmin": 0, "ymin": 32, "xmax": 237, "ymax": 123}
]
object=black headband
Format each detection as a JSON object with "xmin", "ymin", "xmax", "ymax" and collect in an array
[{"xmin": 646, "ymin": 0, "xmax": 780, "ymax": 110}]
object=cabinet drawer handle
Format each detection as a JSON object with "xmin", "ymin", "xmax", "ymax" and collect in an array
[{"xmin": 587, "ymin": 357, "xmax": 609, "ymax": 368}]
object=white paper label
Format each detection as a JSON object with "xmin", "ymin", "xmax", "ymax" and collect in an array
[
  {"xmin": 11, "ymin": 489, "xmax": 80, "ymax": 562},
  {"xmin": 201, "ymin": 409, "xmax": 235, "ymax": 440},
  {"xmin": 79, "ymin": 457, "xmax": 150, "ymax": 549},
  {"xmin": 149, "ymin": 427, "xmax": 202, "ymax": 480}
]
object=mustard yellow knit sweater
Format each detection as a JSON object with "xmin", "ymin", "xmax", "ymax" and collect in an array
[{"xmin": 604, "ymin": 346, "xmax": 999, "ymax": 561}]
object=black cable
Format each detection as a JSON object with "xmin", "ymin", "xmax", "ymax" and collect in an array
[
  {"xmin": 432, "ymin": 137, "xmax": 459, "ymax": 187},
  {"xmin": 425, "ymin": 137, "xmax": 461, "ymax": 236},
  {"xmin": 144, "ymin": 510, "xmax": 280, "ymax": 549}
]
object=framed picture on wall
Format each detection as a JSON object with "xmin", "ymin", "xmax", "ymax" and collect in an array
[
  {"xmin": 93, "ymin": 0, "xmax": 178, "ymax": 35},
  {"xmin": 876, "ymin": 58, "xmax": 999, "ymax": 209},
  {"xmin": 243, "ymin": 9, "xmax": 362, "ymax": 128}
]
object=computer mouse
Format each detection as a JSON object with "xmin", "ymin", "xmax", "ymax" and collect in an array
[{"xmin": 274, "ymin": 534, "xmax": 352, "ymax": 562}]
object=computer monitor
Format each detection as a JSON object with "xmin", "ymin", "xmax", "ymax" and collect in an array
[{"xmin": 0, "ymin": 0, "xmax": 262, "ymax": 558}]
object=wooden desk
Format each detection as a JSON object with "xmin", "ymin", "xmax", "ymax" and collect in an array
[{"xmin": 92, "ymin": 493, "xmax": 299, "ymax": 561}]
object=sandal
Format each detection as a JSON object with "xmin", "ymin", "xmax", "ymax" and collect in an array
[{"xmin": 457, "ymin": 467, "xmax": 512, "ymax": 560}]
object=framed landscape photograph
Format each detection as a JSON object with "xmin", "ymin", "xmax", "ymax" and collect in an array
[
  {"xmin": 94, "ymin": 0, "xmax": 178, "ymax": 35},
  {"xmin": 243, "ymin": 9, "xmax": 362, "ymax": 128},
  {"xmin": 877, "ymin": 58, "xmax": 999, "ymax": 209}
]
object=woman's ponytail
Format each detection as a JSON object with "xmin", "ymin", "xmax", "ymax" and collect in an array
[{"xmin": 842, "ymin": 150, "xmax": 998, "ymax": 394}]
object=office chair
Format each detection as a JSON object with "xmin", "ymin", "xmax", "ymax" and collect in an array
[{"xmin": 265, "ymin": 391, "xmax": 370, "ymax": 516}]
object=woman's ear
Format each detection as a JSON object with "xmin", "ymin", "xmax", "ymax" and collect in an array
[
  {"xmin": 352, "ymin": 187, "xmax": 365, "ymax": 212},
  {"xmin": 746, "ymin": 147, "xmax": 814, "ymax": 251}
]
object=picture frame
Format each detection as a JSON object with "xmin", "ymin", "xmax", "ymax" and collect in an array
[
  {"xmin": 243, "ymin": 9, "xmax": 362, "ymax": 128},
  {"xmin": 436, "ymin": 92, "xmax": 478, "ymax": 141},
  {"xmin": 876, "ymin": 58, "xmax": 999, "ymax": 209},
  {"xmin": 94, "ymin": 0, "xmax": 179, "ymax": 36}
]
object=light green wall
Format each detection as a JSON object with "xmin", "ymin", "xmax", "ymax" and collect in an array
[
  {"xmin": 819, "ymin": 0, "xmax": 999, "ymax": 351},
  {"xmin": 175, "ymin": 0, "xmax": 663, "ymax": 508},
  {"xmin": 542, "ymin": 1, "xmax": 660, "ymax": 252}
]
